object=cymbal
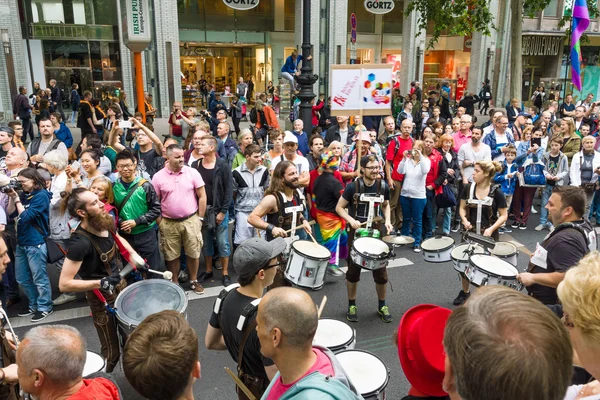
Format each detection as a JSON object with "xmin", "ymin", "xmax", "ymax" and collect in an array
[{"xmin": 382, "ymin": 235, "xmax": 415, "ymax": 245}]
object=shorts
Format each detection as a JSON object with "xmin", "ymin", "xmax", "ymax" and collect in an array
[{"xmin": 159, "ymin": 216, "xmax": 203, "ymax": 261}]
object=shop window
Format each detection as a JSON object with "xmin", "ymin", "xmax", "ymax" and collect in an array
[
  {"xmin": 284, "ymin": 0, "xmax": 296, "ymax": 31},
  {"xmin": 43, "ymin": 41, "xmax": 90, "ymax": 67},
  {"xmin": 177, "ymin": 0, "xmax": 206, "ymax": 30},
  {"xmin": 347, "ymin": 0, "xmax": 376, "ymax": 33},
  {"xmin": 29, "ymin": 0, "xmax": 117, "ymax": 25},
  {"xmin": 91, "ymin": 0, "xmax": 118, "ymax": 25},
  {"xmin": 235, "ymin": 1, "xmax": 274, "ymax": 32},
  {"xmin": 383, "ymin": 4, "xmax": 403, "ymax": 34}
]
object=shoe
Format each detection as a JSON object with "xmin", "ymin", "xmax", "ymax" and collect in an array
[
  {"xmin": 452, "ymin": 290, "xmax": 471, "ymax": 306},
  {"xmin": 5, "ymin": 297, "xmax": 21, "ymax": 308},
  {"xmin": 346, "ymin": 305, "xmax": 358, "ymax": 322},
  {"xmin": 511, "ymin": 221, "xmax": 520, "ymax": 229},
  {"xmin": 327, "ymin": 265, "xmax": 344, "ymax": 277},
  {"xmin": 18, "ymin": 308, "xmax": 35, "ymax": 317},
  {"xmin": 190, "ymin": 281, "xmax": 205, "ymax": 294},
  {"xmin": 222, "ymin": 275, "xmax": 232, "ymax": 287},
  {"xmin": 31, "ymin": 310, "xmax": 53, "ymax": 322},
  {"xmin": 519, "ymin": 223, "xmax": 527, "ymax": 230},
  {"xmin": 197, "ymin": 271, "xmax": 214, "ymax": 282},
  {"xmin": 214, "ymin": 257, "xmax": 223, "ymax": 270},
  {"xmin": 53, "ymin": 293, "xmax": 77, "ymax": 306},
  {"xmin": 378, "ymin": 305, "xmax": 393, "ymax": 323},
  {"xmin": 498, "ymin": 227, "xmax": 506, "ymax": 235},
  {"xmin": 531, "ymin": 206, "xmax": 538, "ymax": 214},
  {"xmin": 178, "ymin": 269, "xmax": 189, "ymax": 284},
  {"xmin": 535, "ymin": 224, "xmax": 547, "ymax": 232},
  {"xmin": 451, "ymin": 222, "xmax": 460, "ymax": 232},
  {"xmin": 502, "ymin": 225, "xmax": 512, "ymax": 233},
  {"xmin": 413, "ymin": 245, "xmax": 422, "ymax": 253}
]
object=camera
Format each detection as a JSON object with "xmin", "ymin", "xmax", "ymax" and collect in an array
[{"xmin": 0, "ymin": 180, "xmax": 22, "ymax": 194}]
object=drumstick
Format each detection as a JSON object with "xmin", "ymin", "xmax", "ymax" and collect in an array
[
  {"xmin": 225, "ymin": 367, "xmax": 257, "ymax": 400},
  {"xmin": 307, "ymin": 230, "xmax": 318, "ymax": 245},
  {"xmin": 283, "ymin": 220, "xmax": 316, "ymax": 234},
  {"xmin": 147, "ymin": 269, "xmax": 174, "ymax": 280},
  {"xmin": 317, "ymin": 296, "xmax": 327, "ymax": 319}
]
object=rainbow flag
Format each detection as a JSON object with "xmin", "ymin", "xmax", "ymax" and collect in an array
[
  {"xmin": 571, "ymin": 0, "xmax": 590, "ymax": 91},
  {"xmin": 315, "ymin": 209, "xmax": 348, "ymax": 265}
]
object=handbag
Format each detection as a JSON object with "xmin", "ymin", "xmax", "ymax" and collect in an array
[
  {"xmin": 435, "ymin": 184, "xmax": 457, "ymax": 208},
  {"xmin": 519, "ymin": 160, "xmax": 547, "ymax": 187},
  {"xmin": 204, "ymin": 205, "xmax": 217, "ymax": 231},
  {"xmin": 32, "ymin": 223, "xmax": 67, "ymax": 264}
]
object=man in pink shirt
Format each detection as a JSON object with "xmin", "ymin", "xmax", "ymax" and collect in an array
[
  {"xmin": 257, "ymin": 287, "xmax": 362, "ymax": 400},
  {"xmin": 452, "ymin": 114, "xmax": 472, "ymax": 153},
  {"xmin": 152, "ymin": 143, "xmax": 207, "ymax": 293}
]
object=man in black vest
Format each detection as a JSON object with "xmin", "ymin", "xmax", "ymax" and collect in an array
[{"xmin": 26, "ymin": 118, "xmax": 68, "ymax": 167}]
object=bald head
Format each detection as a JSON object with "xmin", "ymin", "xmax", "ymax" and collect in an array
[{"xmin": 258, "ymin": 287, "xmax": 318, "ymax": 348}]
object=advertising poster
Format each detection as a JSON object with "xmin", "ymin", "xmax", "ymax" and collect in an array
[{"xmin": 330, "ymin": 64, "xmax": 393, "ymax": 116}]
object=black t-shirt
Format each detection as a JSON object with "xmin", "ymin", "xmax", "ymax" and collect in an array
[
  {"xmin": 197, "ymin": 161, "xmax": 214, "ymax": 206},
  {"xmin": 208, "ymin": 290, "xmax": 274, "ymax": 379},
  {"xmin": 547, "ymin": 154, "xmax": 560, "ymax": 186},
  {"xmin": 77, "ymin": 102, "xmax": 93, "ymax": 133},
  {"xmin": 138, "ymin": 148, "xmax": 162, "ymax": 178},
  {"xmin": 460, "ymin": 183, "xmax": 507, "ymax": 230},
  {"xmin": 313, "ymin": 172, "xmax": 343, "ymax": 214},
  {"xmin": 66, "ymin": 230, "xmax": 119, "ymax": 279},
  {"xmin": 528, "ymin": 222, "xmax": 590, "ymax": 305},
  {"xmin": 341, "ymin": 178, "xmax": 390, "ymax": 222}
]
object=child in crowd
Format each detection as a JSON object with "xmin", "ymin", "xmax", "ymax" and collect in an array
[
  {"xmin": 537, "ymin": 136, "xmax": 569, "ymax": 231},
  {"xmin": 494, "ymin": 144, "xmax": 518, "ymax": 233}
]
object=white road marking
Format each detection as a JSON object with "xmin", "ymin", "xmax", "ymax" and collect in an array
[{"xmin": 339, "ymin": 257, "xmax": 413, "ymax": 273}]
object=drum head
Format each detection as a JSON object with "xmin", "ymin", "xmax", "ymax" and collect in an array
[
  {"xmin": 115, "ymin": 280, "xmax": 187, "ymax": 327},
  {"xmin": 470, "ymin": 254, "xmax": 518, "ymax": 278},
  {"xmin": 292, "ymin": 240, "xmax": 331, "ymax": 259},
  {"xmin": 313, "ymin": 319, "xmax": 354, "ymax": 349},
  {"xmin": 451, "ymin": 244, "xmax": 485, "ymax": 261},
  {"xmin": 421, "ymin": 236, "xmax": 455, "ymax": 251},
  {"xmin": 353, "ymin": 237, "xmax": 389, "ymax": 258},
  {"xmin": 336, "ymin": 350, "xmax": 388, "ymax": 395},
  {"xmin": 491, "ymin": 242, "xmax": 517, "ymax": 256},
  {"xmin": 83, "ymin": 351, "xmax": 105, "ymax": 377}
]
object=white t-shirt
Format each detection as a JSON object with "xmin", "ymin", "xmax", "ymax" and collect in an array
[
  {"xmin": 458, "ymin": 142, "xmax": 492, "ymax": 182},
  {"xmin": 339, "ymin": 128, "xmax": 349, "ymax": 145},
  {"xmin": 270, "ymin": 154, "xmax": 310, "ymax": 175},
  {"xmin": 493, "ymin": 132, "xmax": 509, "ymax": 162}
]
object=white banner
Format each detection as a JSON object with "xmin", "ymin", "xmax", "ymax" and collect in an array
[{"xmin": 330, "ymin": 64, "xmax": 393, "ymax": 116}]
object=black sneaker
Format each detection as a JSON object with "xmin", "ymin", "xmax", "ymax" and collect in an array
[
  {"xmin": 378, "ymin": 305, "xmax": 393, "ymax": 323},
  {"xmin": 451, "ymin": 222, "xmax": 460, "ymax": 233},
  {"xmin": 31, "ymin": 310, "xmax": 53, "ymax": 322},
  {"xmin": 222, "ymin": 275, "xmax": 232, "ymax": 287},
  {"xmin": 498, "ymin": 227, "xmax": 506, "ymax": 235},
  {"xmin": 346, "ymin": 305, "xmax": 358, "ymax": 322},
  {"xmin": 519, "ymin": 223, "xmax": 527, "ymax": 230},
  {"xmin": 18, "ymin": 308, "xmax": 35, "ymax": 317},
  {"xmin": 452, "ymin": 290, "xmax": 471, "ymax": 306},
  {"xmin": 502, "ymin": 225, "xmax": 512, "ymax": 233},
  {"xmin": 511, "ymin": 221, "xmax": 520, "ymax": 229},
  {"xmin": 197, "ymin": 271, "xmax": 214, "ymax": 282}
]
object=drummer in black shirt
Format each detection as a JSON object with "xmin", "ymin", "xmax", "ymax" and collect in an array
[
  {"xmin": 58, "ymin": 188, "xmax": 144, "ymax": 373},
  {"xmin": 456, "ymin": 160, "xmax": 507, "ymax": 306},
  {"xmin": 336, "ymin": 155, "xmax": 393, "ymax": 323},
  {"xmin": 205, "ymin": 237, "xmax": 284, "ymax": 400}
]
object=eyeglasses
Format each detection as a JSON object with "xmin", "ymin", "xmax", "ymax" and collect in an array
[
  {"xmin": 364, "ymin": 166, "xmax": 380, "ymax": 171},
  {"xmin": 117, "ymin": 163, "xmax": 135, "ymax": 170},
  {"xmin": 263, "ymin": 261, "xmax": 284, "ymax": 271}
]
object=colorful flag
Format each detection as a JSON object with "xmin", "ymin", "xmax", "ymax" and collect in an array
[{"xmin": 571, "ymin": 0, "xmax": 590, "ymax": 91}]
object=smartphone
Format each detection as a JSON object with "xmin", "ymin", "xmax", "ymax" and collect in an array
[
  {"xmin": 120, "ymin": 120, "xmax": 132, "ymax": 129},
  {"xmin": 531, "ymin": 137, "xmax": 542, "ymax": 147},
  {"xmin": 71, "ymin": 160, "xmax": 81, "ymax": 170}
]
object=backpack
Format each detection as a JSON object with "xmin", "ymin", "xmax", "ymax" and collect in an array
[
  {"xmin": 29, "ymin": 138, "xmax": 61, "ymax": 157},
  {"xmin": 249, "ymin": 108, "xmax": 258, "ymax": 124}
]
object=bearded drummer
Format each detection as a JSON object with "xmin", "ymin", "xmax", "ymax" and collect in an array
[
  {"xmin": 58, "ymin": 188, "xmax": 144, "ymax": 373},
  {"xmin": 455, "ymin": 160, "xmax": 507, "ymax": 306},
  {"xmin": 248, "ymin": 161, "xmax": 312, "ymax": 288},
  {"xmin": 336, "ymin": 155, "xmax": 393, "ymax": 323}
]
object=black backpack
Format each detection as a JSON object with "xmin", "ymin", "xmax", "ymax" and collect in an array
[{"xmin": 249, "ymin": 108, "xmax": 258, "ymax": 124}]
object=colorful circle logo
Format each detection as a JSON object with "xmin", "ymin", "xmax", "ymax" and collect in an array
[{"xmin": 363, "ymin": 73, "xmax": 391, "ymax": 105}]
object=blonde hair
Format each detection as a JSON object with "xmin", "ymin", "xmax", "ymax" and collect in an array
[
  {"xmin": 582, "ymin": 136, "xmax": 595, "ymax": 145},
  {"xmin": 562, "ymin": 118, "xmax": 575, "ymax": 137},
  {"xmin": 558, "ymin": 251, "xmax": 600, "ymax": 345},
  {"xmin": 476, "ymin": 160, "xmax": 503, "ymax": 184},
  {"xmin": 237, "ymin": 129, "xmax": 253, "ymax": 146},
  {"xmin": 328, "ymin": 141, "xmax": 342, "ymax": 150}
]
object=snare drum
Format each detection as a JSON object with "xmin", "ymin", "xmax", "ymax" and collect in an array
[
  {"xmin": 115, "ymin": 280, "xmax": 188, "ymax": 343},
  {"xmin": 351, "ymin": 237, "xmax": 390, "ymax": 270},
  {"xmin": 83, "ymin": 351, "xmax": 105, "ymax": 376},
  {"xmin": 451, "ymin": 243, "xmax": 486, "ymax": 274},
  {"xmin": 284, "ymin": 240, "xmax": 330, "ymax": 290},
  {"xmin": 336, "ymin": 350, "xmax": 389, "ymax": 399},
  {"xmin": 313, "ymin": 319, "xmax": 356, "ymax": 353},
  {"xmin": 490, "ymin": 242, "xmax": 519, "ymax": 266},
  {"xmin": 465, "ymin": 254, "xmax": 523, "ymax": 291},
  {"xmin": 421, "ymin": 236, "xmax": 455, "ymax": 263}
]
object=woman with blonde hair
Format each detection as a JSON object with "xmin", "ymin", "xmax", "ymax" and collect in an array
[
  {"xmin": 560, "ymin": 117, "xmax": 582, "ymax": 164},
  {"xmin": 453, "ymin": 160, "xmax": 507, "ymax": 305},
  {"xmin": 328, "ymin": 141, "xmax": 343, "ymax": 158}
]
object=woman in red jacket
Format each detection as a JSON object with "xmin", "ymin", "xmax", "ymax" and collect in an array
[{"xmin": 421, "ymin": 132, "xmax": 447, "ymax": 239}]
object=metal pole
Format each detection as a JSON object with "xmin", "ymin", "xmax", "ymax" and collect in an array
[
  {"xmin": 134, "ymin": 52, "xmax": 147, "ymax": 123},
  {"xmin": 562, "ymin": 16, "xmax": 573, "ymax": 105},
  {"xmin": 297, "ymin": 0, "xmax": 318, "ymax": 134}
]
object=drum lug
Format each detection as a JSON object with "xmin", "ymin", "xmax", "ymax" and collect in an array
[{"xmin": 482, "ymin": 277, "xmax": 489, "ymax": 286}]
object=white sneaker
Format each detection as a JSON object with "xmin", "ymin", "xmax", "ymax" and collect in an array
[
  {"xmin": 53, "ymin": 293, "xmax": 77, "ymax": 306},
  {"xmin": 327, "ymin": 265, "xmax": 344, "ymax": 277},
  {"xmin": 531, "ymin": 206, "xmax": 538, "ymax": 214},
  {"xmin": 534, "ymin": 224, "xmax": 546, "ymax": 231}
]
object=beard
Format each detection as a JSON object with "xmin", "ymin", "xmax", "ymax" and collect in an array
[
  {"xmin": 88, "ymin": 210, "xmax": 116, "ymax": 232},
  {"xmin": 284, "ymin": 178, "xmax": 300, "ymax": 189},
  {"xmin": 472, "ymin": 137, "xmax": 480, "ymax": 144}
]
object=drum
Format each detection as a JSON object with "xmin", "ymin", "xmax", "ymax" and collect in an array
[
  {"xmin": 451, "ymin": 243, "xmax": 486, "ymax": 274},
  {"xmin": 465, "ymin": 254, "xmax": 523, "ymax": 291},
  {"xmin": 490, "ymin": 242, "xmax": 519, "ymax": 266},
  {"xmin": 421, "ymin": 236, "xmax": 455, "ymax": 263},
  {"xmin": 313, "ymin": 319, "xmax": 356, "ymax": 353},
  {"xmin": 336, "ymin": 350, "xmax": 389, "ymax": 399},
  {"xmin": 356, "ymin": 228, "xmax": 381, "ymax": 239},
  {"xmin": 115, "ymin": 280, "xmax": 188, "ymax": 343},
  {"xmin": 284, "ymin": 240, "xmax": 330, "ymax": 290},
  {"xmin": 83, "ymin": 351, "xmax": 105, "ymax": 377},
  {"xmin": 351, "ymin": 237, "xmax": 390, "ymax": 270}
]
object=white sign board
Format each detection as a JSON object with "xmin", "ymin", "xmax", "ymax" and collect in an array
[
  {"xmin": 330, "ymin": 64, "xmax": 393, "ymax": 116},
  {"xmin": 120, "ymin": 0, "xmax": 151, "ymax": 52},
  {"xmin": 364, "ymin": 0, "xmax": 395, "ymax": 14},
  {"xmin": 223, "ymin": 0, "xmax": 260, "ymax": 10}
]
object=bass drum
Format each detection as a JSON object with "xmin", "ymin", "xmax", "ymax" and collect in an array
[{"xmin": 421, "ymin": 236, "xmax": 455, "ymax": 263}]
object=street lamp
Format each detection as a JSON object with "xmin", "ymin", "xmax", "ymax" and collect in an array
[
  {"xmin": 296, "ymin": 0, "xmax": 319, "ymax": 135},
  {"xmin": 1, "ymin": 29, "xmax": 17, "ymax": 99}
]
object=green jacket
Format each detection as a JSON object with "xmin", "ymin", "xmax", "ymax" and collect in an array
[
  {"xmin": 113, "ymin": 176, "xmax": 161, "ymax": 235},
  {"xmin": 231, "ymin": 151, "xmax": 246, "ymax": 171}
]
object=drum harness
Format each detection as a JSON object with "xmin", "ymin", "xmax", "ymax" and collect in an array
[
  {"xmin": 273, "ymin": 191, "xmax": 305, "ymax": 239},
  {"xmin": 466, "ymin": 183, "xmax": 499, "ymax": 235},
  {"xmin": 352, "ymin": 178, "xmax": 384, "ymax": 232}
]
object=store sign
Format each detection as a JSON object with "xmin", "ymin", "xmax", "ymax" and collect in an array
[
  {"xmin": 364, "ymin": 0, "xmax": 395, "ymax": 14},
  {"xmin": 180, "ymin": 47, "xmax": 214, "ymax": 57},
  {"xmin": 522, "ymin": 36, "xmax": 563, "ymax": 56},
  {"xmin": 223, "ymin": 0, "xmax": 260, "ymax": 10},
  {"xmin": 120, "ymin": 0, "xmax": 151, "ymax": 52}
]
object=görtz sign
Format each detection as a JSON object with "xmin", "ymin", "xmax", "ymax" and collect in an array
[
  {"xmin": 522, "ymin": 36, "xmax": 563, "ymax": 56},
  {"xmin": 364, "ymin": 0, "xmax": 395, "ymax": 14},
  {"xmin": 120, "ymin": 0, "xmax": 151, "ymax": 52},
  {"xmin": 223, "ymin": 0, "xmax": 260, "ymax": 10}
]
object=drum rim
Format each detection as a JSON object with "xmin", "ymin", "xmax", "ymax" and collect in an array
[
  {"xmin": 115, "ymin": 280, "xmax": 188, "ymax": 326},
  {"xmin": 491, "ymin": 242, "xmax": 518, "ymax": 257},
  {"xmin": 314, "ymin": 319, "xmax": 355, "ymax": 349},
  {"xmin": 450, "ymin": 244, "xmax": 485, "ymax": 262},
  {"xmin": 352, "ymin": 237, "xmax": 390, "ymax": 260},
  {"xmin": 421, "ymin": 236, "xmax": 455, "ymax": 252},
  {"xmin": 83, "ymin": 351, "xmax": 106, "ymax": 377},
  {"xmin": 291, "ymin": 240, "xmax": 331, "ymax": 260},
  {"xmin": 468, "ymin": 255, "xmax": 519, "ymax": 279},
  {"xmin": 335, "ymin": 349, "xmax": 389, "ymax": 395}
]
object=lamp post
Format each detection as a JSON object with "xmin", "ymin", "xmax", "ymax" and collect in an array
[
  {"xmin": 296, "ymin": 0, "xmax": 318, "ymax": 135},
  {"xmin": 1, "ymin": 30, "xmax": 17, "ymax": 100}
]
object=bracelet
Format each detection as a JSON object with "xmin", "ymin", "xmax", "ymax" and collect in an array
[
  {"xmin": 199, "ymin": 217, "xmax": 204, "ymax": 221},
  {"xmin": 266, "ymin": 223, "xmax": 274, "ymax": 234}
]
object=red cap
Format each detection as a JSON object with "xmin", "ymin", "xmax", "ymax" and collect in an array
[{"xmin": 398, "ymin": 304, "xmax": 452, "ymax": 397}]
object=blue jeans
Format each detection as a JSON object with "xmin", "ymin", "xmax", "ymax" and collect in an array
[
  {"xmin": 422, "ymin": 189, "xmax": 435, "ymax": 239},
  {"xmin": 201, "ymin": 211, "xmax": 231, "ymax": 258},
  {"xmin": 539, "ymin": 185, "xmax": 554, "ymax": 226},
  {"xmin": 15, "ymin": 244, "xmax": 53, "ymax": 313},
  {"xmin": 400, "ymin": 196, "xmax": 427, "ymax": 246},
  {"xmin": 433, "ymin": 207, "xmax": 452, "ymax": 234}
]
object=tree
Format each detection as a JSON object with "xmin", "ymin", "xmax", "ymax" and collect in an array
[{"xmin": 405, "ymin": 0, "xmax": 598, "ymax": 102}]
